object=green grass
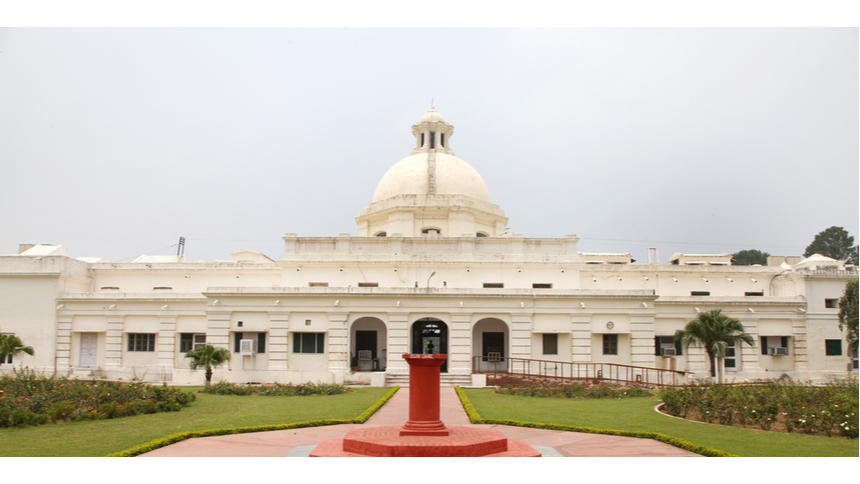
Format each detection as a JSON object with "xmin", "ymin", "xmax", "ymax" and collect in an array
[
  {"xmin": 462, "ymin": 389, "xmax": 859, "ymax": 457},
  {"xmin": 0, "ymin": 387, "xmax": 389, "ymax": 457}
]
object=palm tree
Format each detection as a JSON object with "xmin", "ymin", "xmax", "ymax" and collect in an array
[
  {"xmin": 674, "ymin": 309, "xmax": 755, "ymax": 382},
  {"xmin": 0, "ymin": 334, "xmax": 34, "ymax": 365},
  {"xmin": 185, "ymin": 345, "xmax": 231, "ymax": 386}
]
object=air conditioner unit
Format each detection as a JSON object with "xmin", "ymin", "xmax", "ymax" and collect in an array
[
  {"xmin": 661, "ymin": 347, "xmax": 677, "ymax": 357},
  {"xmin": 240, "ymin": 339, "xmax": 257, "ymax": 355},
  {"xmin": 768, "ymin": 347, "xmax": 789, "ymax": 356}
]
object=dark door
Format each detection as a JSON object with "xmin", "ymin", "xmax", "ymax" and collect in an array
[
  {"xmin": 482, "ymin": 332, "xmax": 504, "ymax": 361},
  {"xmin": 412, "ymin": 319, "xmax": 448, "ymax": 372},
  {"xmin": 355, "ymin": 330, "xmax": 377, "ymax": 371}
]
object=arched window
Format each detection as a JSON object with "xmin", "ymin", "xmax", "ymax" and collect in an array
[
  {"xmin": 374, "ymin": 231, "xmax": 387, "ymax": 237},
  {"xmin": 440, "ymin": 133, "xmax": 445, "ymax": 147},
  {"xmin": 476, "ymin": 232, "xmax": 488, "ymax": 237},
  {"xmin": 421, "ymin": 227, "xmax": 441, "ymax": 235}
]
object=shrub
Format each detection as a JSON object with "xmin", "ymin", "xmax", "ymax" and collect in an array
[
  {"xmin": 202, "ymin": 381, "xmax": 348, "ymax": 396},
  {"xmin": 0, "ymin": 369, "xmax": 195, "ymax": 427},
  {"xmin": 658, "ymin": 377, "xmax": 858, "ymax": 438},
  {"xmin": 496, "ymin": 381, "xmax": 651, "ymax": 399}
]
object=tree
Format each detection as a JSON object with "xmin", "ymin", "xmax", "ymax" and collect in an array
[
  {"xmin": 674, "ymin": 309, "xmax": 755, "ymax": 382},
  {"xmin": 804, "ymin": 226, "xmax": 859, "ymax": 264},
  {"xmin": 731, "ymin": 249, "xmax": 771, "ymax": 266},
  {"xmin": 838, "ymin": 280, "xmax": 858, "ymax": 353},
  {"xmin": 0, "ymin": 334, "xmax": 34, "ymax": 365},
  {"xmin": 186, "ymin": 345, "xmax": 231, "ymax": 386}
]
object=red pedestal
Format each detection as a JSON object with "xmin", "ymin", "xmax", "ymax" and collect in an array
[
  {"xmin": 400, "ymin": 353, "xmax": 449, "ymax": 436},
  {"xmin": 309, "ymin": 352, "xmax": 540, "ymax": 457}
]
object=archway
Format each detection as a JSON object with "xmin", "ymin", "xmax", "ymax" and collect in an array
[
  {"xmin": 472, "ymin": 318, "xmax": 509, "ymax": 372},
  {"xmin": 350, "ymin": 317, "xmax": 387, "ymax": 372},
  {"xmin": 411, "ymin": 318, "xmax": 448, "ymax": 372}
]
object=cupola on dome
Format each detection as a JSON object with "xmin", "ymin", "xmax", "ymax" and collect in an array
[{"xmin": 372, "ymin": 108, "xmax": 492, "ymax": 203}]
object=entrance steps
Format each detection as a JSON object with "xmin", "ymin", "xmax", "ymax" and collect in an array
[{"xmin": 385, "ymin": 373, "xmax": 472, "ymax": 387}]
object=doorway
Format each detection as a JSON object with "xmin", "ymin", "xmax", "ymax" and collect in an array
[
  {"xmin": 79, "ymin": 332, "xmax": 98, "ymax": 368},
  {"xmin": 411, "ymin": 319, "xmax": 448, "ymax": 372}
]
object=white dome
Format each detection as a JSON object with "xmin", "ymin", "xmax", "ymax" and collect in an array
[
  {"xmin": 420, "ymin": 107, "xmax": 445, "ymax": 123},
  {"xmin": 372, "ymin": 152, "xmax": 492, "ymax": 203}
]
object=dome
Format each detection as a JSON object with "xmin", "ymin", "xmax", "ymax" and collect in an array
[
  {"xmin": 420, "ymin": 107, "xmax": 445, "ymax": 123},
  {"xmin": 372, "ymin": 152, "xmax": 492, "ymax": 203},
  {"xmin": 371, "ymin": 108, "xmax": 492, "ymax": 203}
]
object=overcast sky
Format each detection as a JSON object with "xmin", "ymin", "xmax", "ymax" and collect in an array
[{"xmin": 1, "ymin": 27, "xmax": 857, "ymax": 263}]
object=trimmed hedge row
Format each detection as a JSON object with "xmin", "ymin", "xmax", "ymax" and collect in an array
[
  {"xmin": 107, "ymin": 386, "xmax": 400, "ymax": 457},
  {"xmin": 454, "ymin": 386, "xmax": 737, "ymax": 457}
]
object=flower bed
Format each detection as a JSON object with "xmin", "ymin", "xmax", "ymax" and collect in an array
[
  {"xmin": 658, "ymin": 377, "xmax": 858, "ymax": 438},
  {"xmin": 495, "ymin": 380, "xmax": 652, "ymax": 399},
  {"xmin": 0, "ymin": 368, "xmax": 195, "ymax": 427},
  {"xmin": 201, "ymin": 381, "xmax": 349, "ymax": 396}
]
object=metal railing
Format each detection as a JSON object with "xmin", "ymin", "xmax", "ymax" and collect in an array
[{"xmin": 472, "ymin": 356, "xmax": 689, "ymax": 387}]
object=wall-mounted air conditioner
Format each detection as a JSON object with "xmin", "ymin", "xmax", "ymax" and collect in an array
[
  {"xmin": 240, "ymin": 339, "xmax": 257, "ymax": 355},
  {"xmin": 661, "ymin": 347, "xmax": 677, "ymax": 357},
  {"xmin": 769, "ymin": 347, "xmax": 789, "ymax": 356}
]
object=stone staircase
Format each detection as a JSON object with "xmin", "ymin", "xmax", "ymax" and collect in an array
[{"xmin": 385, "ymin": 373, "xmax": 472, "ymax": 387}]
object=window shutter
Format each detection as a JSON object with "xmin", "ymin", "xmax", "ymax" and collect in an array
[
  {"xmin": 258, "ymin": 333, "xmax": 266, "ymax": 354},
  {"xmin": 655, "ymin": 337, "xmax": 660, "ymax": 356},
  {"xmin": 781, "ymin": 336, "xmax": 789, "ymax": 348},
  {"xmin": 761, "ymin": 336, "xmax": 768, "ymax": 355},
  {"xmin": 293, "ymin": 333, "xmax": 300, "ymax": 353},
  {"xmin": 234, "ymin": 332, "xmax": 242, "ymax": 353},
  {"xmin": 317, "ymin": 333, "xmax": 325, "ymax": 353}
]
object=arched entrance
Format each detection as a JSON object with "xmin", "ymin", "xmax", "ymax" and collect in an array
[
  {"xmin": 472, "ymin": 318, "xmax": 509, "ymax": 372},
  {"xmin": 350, "ymin": 317, "xmax": 387, "ymax": 372},
  {"xmin": 411, "ymin": 318, "xmax": 448, "ymax": 372}
]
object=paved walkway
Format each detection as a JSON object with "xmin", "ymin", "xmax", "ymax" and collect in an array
[{"xmin": 140, "ymin": 388, "xmax": 700, "ymax": 457}]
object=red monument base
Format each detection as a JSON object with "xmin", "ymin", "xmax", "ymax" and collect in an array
[
  {"xmin": 310, "ymin": 425, "xmax": 541, "ymax": 457},
  {"xmin": 310, "ymin": 353, "xmax": 540, "ymax": 457}
]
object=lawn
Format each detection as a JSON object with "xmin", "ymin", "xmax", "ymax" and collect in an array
[
  {"xmin": 0, "ymin": 386, "xmax": 390, "ymax": 457},
  {"xmin": 462, "ymin": 388, "xmax": 859, "ymax": 457}
]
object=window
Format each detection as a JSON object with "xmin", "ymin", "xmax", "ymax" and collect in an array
[
  {"xmin": 358, "ymin": 282, "xmax": 378, "ymax": 287},
  {"xmin": 234, "ymin": 332, "xmax": 266, "ymax": 354},
  {"xmin": 293, "ymin": 332, "xmax": 325, "ymax": 354},
  {"xmin": 476, "ymin": 232, "xmax": 488, "ymax": 237},
  {"xmin": 180, "ymin": 333, "xmax": 206, "ymax": 352},
  {"xmin": 532, "ymin": 283, "xmax": 552, "ymax": 289},
  {"xmin": 375, "ymin": 232, "xmax": 387, "ymax": 237},
  {"xmin": 691, "ymin": 291, "xmax": 710, "ymax": 296},
  {"xmin": 440, "ymin": 133, "xmax": 445, "ymax": 147},
  {"xmin": 825, "ymin": 299, "xmax": 839, "ymax": 308},
  {"xmin": 128, "ymin": 333, "xmax": 155, "ymax": 352},
  {"xmin": 309, "ymin": 282, "xmax": 328, "ymax": 287},
  {"xmin": 745, "ymin": 291, "xmax": 764, "ymax": 296},
  {"xmin": 654, "ymin": 336, "xmax": 682, "ymax": 356},
  {"xmin": 761, "ymin": 336, "xmax": 790, "ymax": 355},
  {"xmin": 543, "ymin": 334, "xmax": 558, "ymax": 355},
  {"xmin": 825, "ymin": 339, "xmax": 843, "ymax": 356},
  {"xmin": 422, "ymin": 228, "xmax": 440, "ymax": 235},
  {"xmin": 483, "ymin": 283, "xmax": 504, "ymax": 288},
  {"xmin": 603, "ymin": 334, "xmax": 618, "ymax": 355},
  {"xmin": 429, "ymin": 131, "xmax": 435, "ymax": 149}
]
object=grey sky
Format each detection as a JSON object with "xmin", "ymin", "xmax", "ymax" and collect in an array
[{"xmin": 1, "ymin": 28, "xmax": 857, "ymax": 264}]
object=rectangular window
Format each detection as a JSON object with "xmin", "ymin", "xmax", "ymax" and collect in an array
[
  {"xmin": 483, "ymin": 283, "xmax": 504, "ymax": 288},
  {"xmin": 293, "ymin": 332, "xmax": 325, "ymax": 354},
  {"xmin": 761, "ymin": 336, "xmax": 790, "ymax": 355},
  {"xmin": 179, "ymin": 333, "xmax": 206, "ymax": 352},
  {"xmin": 309, "ymin": 282, "xmax": 328, "ymax": 287},
  {"xmin": 233, "ymin": 332, "xmax": 266, "ymax": 354},
  {"xmin": 690, "ymin": 291, "xmax": 710, "ymax": 296},
  {"xmin": 825, "ymin": 339, "xmax": 842, "ymax": 356},
  {"xmin": 825, "ymin": 299, "xmax": 839, "ymax": 308},
  {"xmin": 358, "ymin": 282, "xmax": 378, "ymax": 287},
  {"xmin": 654, "ymin": 336, "xmax": 682, "ymax": 356},
  {"xmin": 128, "ymin": 333, "xmax": 155, "ymax": 352},
  {"xmin": 532, "ymin": 283, "xmax": 553, "ymax": 289},
  {"xmin": 602, "ymin": 334, "xmax": 618, "ymax": 355},
  {"xmin": 542, "ymin": 333, "xmax": 558, "ymax": 355},
  {"xmin": 745, "ymin": 291, "xmax": 764, "ymax": 296}
]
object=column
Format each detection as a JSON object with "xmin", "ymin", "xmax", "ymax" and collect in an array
[{"xmin": 449, "ymin": 313, "xmax": 471, "ymax": 374}]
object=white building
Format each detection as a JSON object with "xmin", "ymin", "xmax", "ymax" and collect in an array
[{"xmin": 1, "ymin": 108, "xmax": 857, "ymax": 385}]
